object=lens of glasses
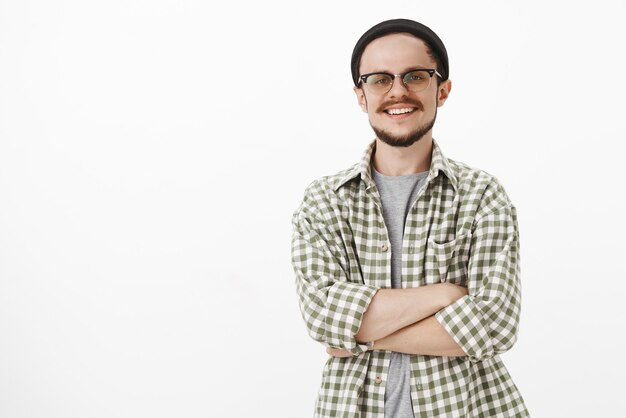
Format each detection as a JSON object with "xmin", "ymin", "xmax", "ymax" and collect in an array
[
  {"xmin": 363, "ymin": 70, "xmax": 433, "ymax": 93},
  {"xmin": 365, "ymin": 73, "xmax": 394, "ymax": 91},
  {"xmin": 402, "ymin": 70, "xmax": 432, "ymax": 92}
]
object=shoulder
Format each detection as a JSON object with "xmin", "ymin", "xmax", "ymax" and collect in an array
[
  {"xmin": 447, "ymin": 157, "xmax": 515, "ymax": 217},
  {"xmin": 310, "ymin": 163, "xmax": 359, "ymax": 193},
  {"xmin": 293, "ymin": 163, "xmax": 360, "ymax": 220}
]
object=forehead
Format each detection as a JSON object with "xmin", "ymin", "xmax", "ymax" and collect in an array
[{"xmin": 359, "ymin": 32, "xmax": 435, "ymax": 73}]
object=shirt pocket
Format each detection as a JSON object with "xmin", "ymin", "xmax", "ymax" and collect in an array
[{"xmin": 425, "ymin": 230, "xmax": 472, "ymax": 285}]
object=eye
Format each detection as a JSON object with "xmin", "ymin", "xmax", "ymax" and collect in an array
[
  {"xmin": 367, "ymin": 74, "xmax": 391, "ymax": 86},
  {"xmin": 407, "ymin": 73, "xmax": 425, "ymax": 81},
  {"xmin": 404, "ymin": 70, "xmax": 432, "ymax": 88}
]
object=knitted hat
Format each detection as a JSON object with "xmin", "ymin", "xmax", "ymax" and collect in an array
[{"xmin": 351, "ymin": 18, "xmax": 449, "ymax": 86}]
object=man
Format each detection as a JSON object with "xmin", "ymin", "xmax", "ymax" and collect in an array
[{"xmin": 291, "ymin": 19, "xmax": 529, "ymax": 417}]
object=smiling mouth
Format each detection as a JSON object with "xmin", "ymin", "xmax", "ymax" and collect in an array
[{"xmin": 384, "ymin": 107, "xmax": 416, "ymax": 115}]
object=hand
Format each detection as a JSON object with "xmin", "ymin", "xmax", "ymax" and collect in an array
[{"xmin": 326, "ymin": 347, "xmax": 353, "ymax": 358}]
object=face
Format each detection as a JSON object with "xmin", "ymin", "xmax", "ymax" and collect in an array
[{"xmin": 354, "ymin": 33, "xmax": 451, "ymax": 147}]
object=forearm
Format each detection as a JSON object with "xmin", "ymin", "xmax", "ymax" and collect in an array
[
  {"xmin": 354, "ymin": 283, "xmax": 465, "ymax": 343},
  {"xmin": 374, "ymin": 315, "xmax": 467, "ymax": 357}
]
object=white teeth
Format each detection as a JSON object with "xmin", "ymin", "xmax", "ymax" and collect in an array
[{"xmin": 386, "ymin": 108, "xmax": 415, "ymax": 115}]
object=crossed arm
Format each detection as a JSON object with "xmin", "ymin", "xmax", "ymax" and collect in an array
[
  {"xmin": 326, "ymin": 284, "xmax": 469, "ymax": 358},
  {"xmin": 292, "ymin": 180, "xmax": 522, "ymax": 362}
]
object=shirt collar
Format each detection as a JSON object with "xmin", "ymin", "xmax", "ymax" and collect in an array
[{"xmin": 332, "ymin": 138, "xmax": 458, "ymax": 192}]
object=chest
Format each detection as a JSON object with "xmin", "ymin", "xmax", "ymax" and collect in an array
[{"xmin": 336, "ymin": 177, "xmax": 475, "ymax": 289}]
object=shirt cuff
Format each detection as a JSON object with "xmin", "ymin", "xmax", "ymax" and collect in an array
[
  {"xmin": 326, "ymin": 281, "xmax": 379, "ymax": 355},
  {"xmin": 435, "ymin": 295, "xmax": 493, "ymax": 363}
]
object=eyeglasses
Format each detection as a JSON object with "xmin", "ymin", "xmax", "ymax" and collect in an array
[{"xmin": 358, "ymin": 69, "xmax": 442, "ymax": 94}]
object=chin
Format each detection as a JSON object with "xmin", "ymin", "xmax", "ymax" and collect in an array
[{"xmin": 370, "ymin": 109, "xmax": 437, "ymax": 148}]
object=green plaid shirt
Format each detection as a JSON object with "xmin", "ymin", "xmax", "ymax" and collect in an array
[{"xmin": 291, "ymin": 139, "xmax": 529, "ymax": 417}]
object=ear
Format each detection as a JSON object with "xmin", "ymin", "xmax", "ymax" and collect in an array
[
  {"xmin": 353, "ymin": 86, "xmax": 368, "ymax": 113},
  {"xmin": 436, "ymin": 79, "xmax": 452, "ymax": 107}
]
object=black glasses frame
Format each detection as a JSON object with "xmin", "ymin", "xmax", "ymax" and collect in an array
[{"xmin": 358, "ymin": 68, "xmax": 442, "ymax": 93}]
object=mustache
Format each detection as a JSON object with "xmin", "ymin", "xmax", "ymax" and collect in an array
[{"xmin": 377, "ymin": 99, "xmax": 424, "ymax": 113}]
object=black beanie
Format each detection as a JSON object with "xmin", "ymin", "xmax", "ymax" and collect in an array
[{"xmin": 351, "ymin": 19, "xmax": 449, "ymax": 86}]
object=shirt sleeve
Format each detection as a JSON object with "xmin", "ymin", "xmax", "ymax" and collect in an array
[
  {"xmin": 435, "ymin": 196, "xmax": 522, "ymax": 363},
  {"xmin": 291, "ymin": 183, "xmax": 379, "ymax": 356}
]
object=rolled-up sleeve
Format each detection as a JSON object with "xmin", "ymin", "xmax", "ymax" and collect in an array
[
  {"xmin": 435, "ymin": 201, "xmax": 522, "ymax": 363},
  {"xmin": 291, "ymin": 184, "xmax": 379, "ymax": 356}
]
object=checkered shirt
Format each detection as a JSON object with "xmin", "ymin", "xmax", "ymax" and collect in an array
[{"xmin": 291, "ymin": 139, "xmax": 529, "ymax": 417}]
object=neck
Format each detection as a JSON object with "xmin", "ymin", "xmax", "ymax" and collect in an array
[{"xmin": 371, "ymin": 136, "xmax": 433, "ymax": 176}]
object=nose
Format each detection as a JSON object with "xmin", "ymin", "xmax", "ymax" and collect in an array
[{"xmin": 387, "ymin": 74, "xmax": 409, "ymax": 98}]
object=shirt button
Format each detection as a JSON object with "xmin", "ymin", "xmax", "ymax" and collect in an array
[
  {"xmin": 375, "ymin": 376, "xmax": 382, "ymax": 385},
  {"xmin": 381, "ymin": 244, "xmax": 389, "ymax": 252},
  {"xmin": 409, "ymin": 245, "xmax": 414, "ymax": 253},
  {"xmin": 417, "ymin": 383, "xmax": 423, "ymax": 390}
]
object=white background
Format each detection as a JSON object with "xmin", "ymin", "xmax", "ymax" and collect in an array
[{"xmin": 1, "ymin": 0, "xmax": 625, "ymax": 417}]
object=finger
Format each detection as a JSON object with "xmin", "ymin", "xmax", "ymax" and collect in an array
[
  {"xmin": 326, "ymin": 347, "xmax": 341, "ymax": 356},
  {"xmin": 328, "ymin": 348, "xmax": 352, "ymax": 358}
]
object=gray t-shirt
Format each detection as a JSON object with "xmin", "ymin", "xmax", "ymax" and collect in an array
[{"xmin": 371, "ymin": 164, "xmax": 429, "ymax": 418}]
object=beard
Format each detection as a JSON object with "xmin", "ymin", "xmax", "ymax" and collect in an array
[{"xmin": 370, "ymin": 107, "xmax": 437, "ymax": 148}]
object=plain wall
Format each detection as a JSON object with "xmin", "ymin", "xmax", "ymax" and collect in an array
[{"xmin": 1, "ymin": 0, "xmax": 625, "ymax": 417}]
